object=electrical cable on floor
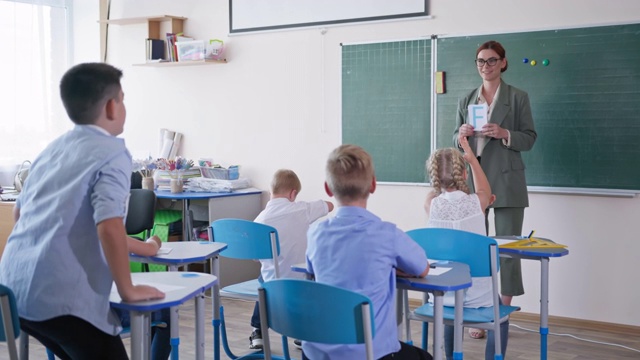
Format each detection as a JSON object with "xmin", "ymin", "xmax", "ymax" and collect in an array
[{"xmin": 510, "ymin": 323, "xmax": 640, "ymax": 354}]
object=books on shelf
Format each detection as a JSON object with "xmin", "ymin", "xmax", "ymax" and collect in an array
[
  {"xmin": 145, "ymin": 38, "xmax": 165, "ymax": 60},
  {"xmin": 166, "ymin": 33, "xmax": 178, "ymax": 61}
]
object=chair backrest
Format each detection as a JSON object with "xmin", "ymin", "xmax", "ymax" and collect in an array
[
  {"xmin": 258, "ymin": 279, "xmax": 375, "ymax": 360},
  {"xmin": 0, "ymin": 284, "xmax": 21, "ymax": 360},
  {"xmin": 406, "ymin": 228, "xmax": 499, "ymax": 277},
  {"xmin": 210, "ymin": 218, "xmax": 280, "ymax": 260},
  {"xmin": 125, "ymin": 189, "xmax": 157, "ymax": 237}
]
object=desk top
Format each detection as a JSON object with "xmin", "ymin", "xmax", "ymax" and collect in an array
[
  {"xmin": 396, "ymin": 262, "xmax": 472, "ymax": 292},
  {"xmin": 155, "ymin": 187, "xmax": 262, "ymax": 200},
  {"xmin": 291, "ymin": 262, "xmax": 472, "ymax": 292},
  {"xmin": 494, "ymin": 236, "xmax": 569, "ymax": 258},
  {"xmin": 130, "ymin": 241, "xmax": 227, "ymax": 265},
  {"xmin": 110, "ymin": 272, "xmax": 217, "ymax": 312}
]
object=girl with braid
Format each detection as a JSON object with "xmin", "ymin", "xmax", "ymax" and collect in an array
[{"xmin": 424, "ymin": 136, "xmax": 509, "ymax": 360}]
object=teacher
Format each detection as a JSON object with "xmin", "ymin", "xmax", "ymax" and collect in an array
[{"xmin": 453, "ymin": 40, "xmax": 537, "ymax": 308}]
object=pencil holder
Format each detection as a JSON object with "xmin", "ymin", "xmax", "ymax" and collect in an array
[
  {"xmin": 142, "ymin": 177, "xmax": 155, "ymax": 190},
  {"xmin": 170, "ymin": 179, "xmax": 184, "ymax": 193}
]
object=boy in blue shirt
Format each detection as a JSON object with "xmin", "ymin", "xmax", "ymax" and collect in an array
[
  {"xmin": 0, "ymin": 63, "xmax": 165, "ymax": 359},
  {"xmin": 304, "ymin": 144, "xmax": 433, "ymax": 360}
]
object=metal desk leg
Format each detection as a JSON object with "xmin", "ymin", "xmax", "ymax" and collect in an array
[
  {"xmin": 131, "ymin": 310, "xmax": 150, "ymax": 360},
  {"xmin": 540, "ymin": 258, "xmax": 550, "ymax": 360},
  {"xmin": 18, "ymin": 332, "xmax": 28, "ymax": 360},
  {"xmin": 195, "ymin": 293, "xmax": 205, "ymax": 360},
  {"xmin": 168, "ymin": 264, "xmax": 180, "ymax": 360},
  {"xmin": 211, "ymin": 256, "xmax": 221, "ymax": 360},
  {"xmin": 182, "ymin": 200, "xmax": 192, "ymax": 242},
  {"xmin": 432, "ymin": 291, "xmax": 444, "ymax": 360},
  {"xmin": 453, "ymin": 289, "xmax": 464, "ymax": 360},
  {"xmin": 169, "ymin": 305, "xmax": 180, "ymax": 360}
]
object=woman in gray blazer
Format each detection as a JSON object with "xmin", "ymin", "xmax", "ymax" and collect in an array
[{"xmin": 453, "ymin": 41, "xmax": 537, "ymax": 314}]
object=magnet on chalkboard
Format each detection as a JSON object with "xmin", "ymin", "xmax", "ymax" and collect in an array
[
  {"xmin": 530, "ymin": 60, "xmax": 537, "ymax": 66},
  {"xmin": 435, "ymin": 71, "xmax": 446, "ymax": 94},
  {"xmin": 542, "ymin": 59, "xmax": 550, "ymax": 66},
  {"xmin": 523, "ymin": 58, "xmax": 529, "ymax": 63}
]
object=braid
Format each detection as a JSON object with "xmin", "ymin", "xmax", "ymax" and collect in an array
[
  {"xmin": 451, "ymin": 152, "xmax": 470, "ymax": 194},
  {"xmin": 427, "ymin": 148, "xmax": 469, "ymax": 194},
  {"xmin": 428, "ymin": 153, "xmax": 442, "ymax": 195}
]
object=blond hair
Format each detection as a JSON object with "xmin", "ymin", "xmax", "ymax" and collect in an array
[
  {"xmin": 325, "ymin": 144, "xmax": 374, "ymax": 202},
  {"xmin": 426, "ymin": 148, "xmax": 470, "ymax": 195},
  {"xmin": 271, "ymin": 169, "xmax": 301, "ymax": 195}
]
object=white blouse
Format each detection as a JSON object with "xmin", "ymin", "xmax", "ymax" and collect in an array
[{"xmin": 427, "ymin": 190, "xmax": 493, "ymax": 308}]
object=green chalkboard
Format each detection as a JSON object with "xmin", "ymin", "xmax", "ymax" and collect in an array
[
  {"xmin": 342, "ymin": 24, "xmax": 640, "ymax": 190},
  {"xmin": 436, "ymin": 24, "xmax": 640, "ymax": 190},
  {"xmin": 342, "ymin": 40, "xmax": 431, "ymax": 183}
]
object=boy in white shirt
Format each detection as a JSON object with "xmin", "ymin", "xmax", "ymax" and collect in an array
[{"xmin": 249, "ymin": 169, "xmax": 334, "ymax": 349}]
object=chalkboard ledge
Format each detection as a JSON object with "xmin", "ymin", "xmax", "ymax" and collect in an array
[
  {"xmin": 527, "ymin": 187, "xmax": 638, "ymax": 198},
  {"xmin": 378, "ymin": 181, "xmax": 429, "ymax": 187}
]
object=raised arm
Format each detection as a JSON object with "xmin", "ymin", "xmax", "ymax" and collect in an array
[{"xmin": 459, "ymin": 137, "xmax": 492, "ymax": 210}]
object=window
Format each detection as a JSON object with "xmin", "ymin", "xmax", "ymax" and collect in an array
[{"xmin": 0, "ymin": 0, "xmax": 71, "ymax": 169}]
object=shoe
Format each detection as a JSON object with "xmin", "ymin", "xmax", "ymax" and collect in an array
[
  {"xmin": 293, "ymin": 339, "xmax": 302, "ymax": 350},
  {"xmin": 468, "ymin": 328, "xmax": 486, "ymax": 339},
  {"xmin": 249, "ymin": 329, "xmax": 263, "ymax": 349}
]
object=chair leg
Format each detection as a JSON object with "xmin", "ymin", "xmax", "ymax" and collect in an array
[
  {"xmin": 219, "ymin": 305, "xmax": 266, "ymax": 359},
  {"xmin": 421, "ymin": 322, "xmax": 429, "ymax": 351}
]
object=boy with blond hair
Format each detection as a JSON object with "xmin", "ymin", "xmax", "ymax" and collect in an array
[
  {"xmin": 303, "ymin": 144, "xmax": 432, "ymax": 360},
  {"xmin": 249, "ymin": 169, "xmax": 334, "ymax": 349}
]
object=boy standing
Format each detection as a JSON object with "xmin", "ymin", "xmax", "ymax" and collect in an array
[
  {"xmin": 249, "ymin": 169, "xmax": 333, "ymax": 349},
  {"xmin": 0, "ymin": 63, "xmax": 165, "ymax": 359},
  {"xmin": 304, "ymin": 145, "xmax": 432, "ymax": 360}
]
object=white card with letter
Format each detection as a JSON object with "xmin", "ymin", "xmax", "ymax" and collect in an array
[{"xmin": 468, "ymin": 103, "xmax": 488, "ymax": 131}]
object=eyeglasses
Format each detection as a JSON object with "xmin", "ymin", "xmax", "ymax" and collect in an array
[{"xmin": 475, "ymin": 57, "xmax": 502, "ymax": 67}]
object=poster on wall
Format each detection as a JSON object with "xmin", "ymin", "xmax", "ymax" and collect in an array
[{"xmin": 229, "ymin": 0, "xmax": 429, "ymax": 33}]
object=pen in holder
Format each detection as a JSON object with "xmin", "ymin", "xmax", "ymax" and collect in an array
[{"xmin": 170, "ymin": 178, "xmax": 184, "ymax": 193}]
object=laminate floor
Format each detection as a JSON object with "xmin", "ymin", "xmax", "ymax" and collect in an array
[{"xmin": 3, "ymin": 296, "xmax": 639, "ymax": 359}]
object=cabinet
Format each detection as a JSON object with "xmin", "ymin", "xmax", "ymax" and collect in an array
[
  {"xmin": 100, "ymin": 15, "xmax": 227, "ymax": 67},
  {"xmin": 0, "ymin": 202, "xmax": 15, "ymax": 260}
]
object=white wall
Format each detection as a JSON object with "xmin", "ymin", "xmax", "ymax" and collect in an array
[{"xmin": 74, "ymin": 0, "xmax": 640, "ymax": 326}]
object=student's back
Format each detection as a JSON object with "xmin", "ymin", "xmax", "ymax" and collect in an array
[{"xmin": 304, "ymin": 144, "xmax": 432, "ymax": 360}]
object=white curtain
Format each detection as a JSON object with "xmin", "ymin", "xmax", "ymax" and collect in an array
[{"xmin": 0, "ymin": 0, "xmax": 71, "ymax": 175}]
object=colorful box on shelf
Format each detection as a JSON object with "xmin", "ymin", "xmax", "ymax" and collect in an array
[
  {"xmin": 176, "ymin": 40, "xmax": 205, "ymax": 61},
  {"xmin": 200, "ymin": 166, "xmax": 239, "ymax": 180}
]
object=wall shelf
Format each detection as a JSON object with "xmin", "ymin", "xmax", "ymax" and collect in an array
[
  {"xmin": 133, "ymin": 59, "xmax": 228, "ymax": 67},
  {"xmin": 101, "ymin": 15, "xmax": 227, "ymax": 66},
  {"xmin": 100, "ymin": 15, "xmax": 186, "ymax": 39}
]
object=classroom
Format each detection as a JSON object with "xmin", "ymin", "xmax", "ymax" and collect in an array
[{"xmin": 2, "ymin": 0, "xmax": 640, "ymax": 358}]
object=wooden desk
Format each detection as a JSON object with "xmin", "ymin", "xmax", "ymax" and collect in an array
[{"xmin": 0, "ymin": 201, "xmax": 16, "ymax": 260}]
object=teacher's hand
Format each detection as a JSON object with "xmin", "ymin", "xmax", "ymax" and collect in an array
[
  {"xmin": 459, "ymin": 124, "xmax": 475, "ymax": 137},
  {"xmin": 481, "ymin": 123, "xmax": 505, "ymax": 139}
]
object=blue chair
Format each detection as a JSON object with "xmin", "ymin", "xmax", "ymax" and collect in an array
[
  {"xmin": 209, "ymin": 218, "xmax": 280, "ymax": 359},
  {"xmin": 406, "ymin": 228, "xmax": 519, "ymax": 360},
  {"xmin": 258, "ymin": 279, "xmax": 375, "ymax": 360},
  {"xmin": 0, "ymin": 284, "xmax": 20, "ymax": 360}
]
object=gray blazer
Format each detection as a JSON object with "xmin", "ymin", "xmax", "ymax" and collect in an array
[{"xmin": 453, "ymin": 80, "xmax": 537, "ymax": 208}]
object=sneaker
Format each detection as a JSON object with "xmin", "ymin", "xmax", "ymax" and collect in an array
[
  {"xmin": 249, "ymin": 329, "xmax": 263, "ymax": 349},
  {"xmin": 293, "ymin": 339, "xmax": 302, "ymax": 350}
]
